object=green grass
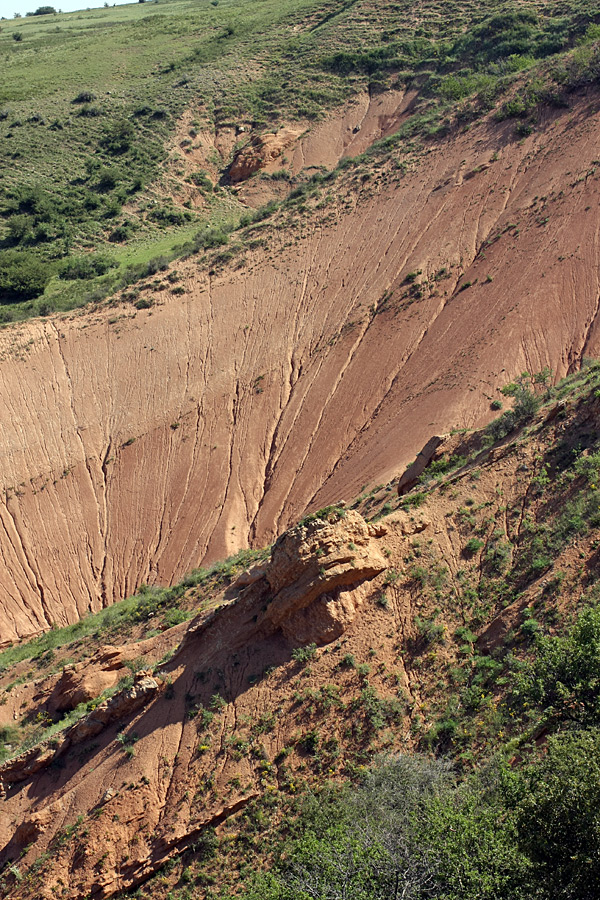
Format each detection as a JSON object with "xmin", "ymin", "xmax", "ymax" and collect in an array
[
  {"xmin": 0, "ymin": 546, "xmax": 268, "ymax": 674},
  {"xmin": 1, "ymin": 0, "xmax": 599, "ymax": 321}
]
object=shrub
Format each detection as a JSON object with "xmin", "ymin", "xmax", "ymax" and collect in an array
[
  {"xmin": 292, "ymin": 643, "xmax": 317, "ymax": 664},
  {"xmin": 6, "ymin": 214, "xmax": 34, "ymax": 246},
  {"xmin": 464, "ymin": 538, "xmax": 484, "ymax": 555},
  {"xmin": 95, "ymin": 167, "xmax": 120, "ymax": 192},
  {"xmin": 0, "ymin": 250, "xmax": 53, "ymax": 302},
  {"xmin": 414, "ymin": 614, "xmax": 445, "ymax": 646},
  {"xmin": 78, "ymin": 104, "xmax": 102, "ymax": 118},
  {"xmin": 508, "ymin": 729, "xmax": 600, "ymax": 899},
  {"xmin": 510, "ymin": 604, "xmax": 600, "ymax": 729},
  {"xmin": 58, "ymin": 254, "xmax": 114, "ymax": 281},
  {"xmin": 245, "ymin": 755, "xmax": 529, "ymax": 900},
  {"xmin": 72, "ymin": 91, "xmax": 96, "ymax": 104},
  {"xmin": 100, "ymin": 119, "xmax": 135, "ymax": 155},
  {"xmin": 145, "ymin": 255, "xmax": 169, "ymax": 275},
  {"xmin": 148, "ymin": 205, "xmax": 191, "ymax": 227},
  {"xmin": 109, "ymin": 222, "xmax": 134, "ymax": 243},
  {"xmin": 189, "ymin": 171, "xmax": 213, "ymax": 191}
]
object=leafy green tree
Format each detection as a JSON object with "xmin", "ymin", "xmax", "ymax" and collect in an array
[
  {"xmin": 511, "ymin": 604, "xmax": 600, "ymax": 728},
  {"xmin": 0, "ymin": 250, "xmax": 53, "ymax": 303},
  {"xmin": 235, "ymin": 757, "xmax": 529, "ymax": 900},
  {"xmin": 507, "ymin": 729, "xmax": 600, "ymax": 899}
]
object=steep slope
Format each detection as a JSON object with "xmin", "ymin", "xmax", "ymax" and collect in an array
[
  {"xmin": 2, "ymin": 365, "xmax": 600, "ymax": 897},
  {"xmin": 1, "ymin": 90, "xmax": 600, "ymax": 642}
]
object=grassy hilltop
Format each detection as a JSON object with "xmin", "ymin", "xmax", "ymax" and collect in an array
[{"xmin": 0, "ymin": 0, "xmax": 599, "ymax": 319}]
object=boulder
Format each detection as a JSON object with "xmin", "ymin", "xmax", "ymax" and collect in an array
[
  {"xmin": 48, "ymin": 664, "xmax": 119, "ymax": 714},
  {"xmin": 397, "ymin": 434, "xmax": 448, "ymax": 496},
  {"xmin": 174, "ymin": 510, "xmax": 388, "ymax": 659}
]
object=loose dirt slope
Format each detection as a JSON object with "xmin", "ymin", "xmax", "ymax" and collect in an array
[
  {"xmin": 1, "ymin": 91, "xmax": 600, "ymax": 642},
  {"xmin": 3, "ymin": 368, "xmax": 600, "ymax": 898}
]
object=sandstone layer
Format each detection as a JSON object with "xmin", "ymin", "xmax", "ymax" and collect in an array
[{"xmin": 3, "ymin": 390, "xmax": 600, "ymax": 898}]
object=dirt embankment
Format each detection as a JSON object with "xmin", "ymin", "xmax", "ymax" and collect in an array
[
  {"xmin": 3, "ymin": 387, "xmax": 600, "ymax": 898},
  {"xmin": 0, "ymin": 510, "xmax": 395, "ymax": 898},
  {"xmin": 1, "ymin": 91, "xmax": 600, "ymax": 641}
]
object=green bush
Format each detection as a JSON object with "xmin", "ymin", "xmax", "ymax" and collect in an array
[
  {"xmin": 236, "ymin": 755, "xmax": 529, "ymax": 900},
  {"xmin": 100, "ymin": 119, "xmax": 135, "ymax": 155},
  {"xmin": 0, "ymin": 250, "xmax": 53, "ymax": 302},
  {"xmin": 148, "ymin": 205, "xmax": 191, "ymax": 227},
  {"xmin": 72, "ymin": 90, "xmax": 96, "ymax": 104},
  {"xmin": 510, "ymin": 604, "xmax": 600, "ymax": 729},
  {"xmin": 507, "ymin": 729, "xmax": 600, "ymax": 900},
  {"xmin": 292, "ymin": 643, "xmax": 317, "ymax": 664},
  {"xmin": 189, "ymin": 171, "xmax": 213, "ymax": 191},
  {"xmin": 464, "ymin": 537, "xmax": 484, "ymax": 555},
  {"xmin": 58, "ymin": 254, "xmax": 114, "ymax": 281}
]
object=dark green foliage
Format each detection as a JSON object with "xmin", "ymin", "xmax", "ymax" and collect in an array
[
  {"xmin": 292, "ymin": 643, "xmax": 317, "ymax": 664},
  {"xmin": 0, "ymin": 249, "xmax": 53, "ymax": 302},
  {"xmin": 413, "ymin": 614, "xmax": 446, "ymax": 647},
  {"xmin": 506, "ymin": 729, "xmax": 600, "ymax": 900},
  {"xmin": 72, "ymin": 91, "xmax": 96, "ymax": 104},
  {"xmin": 452, "ymin": 7, "xmax": 600, "ymax": 69},
  {"xmin": 189, "ymin": 171, "xmax": 213, "ymax": 191},
  {"xmin": 95, "ymin": 167, "xmax": 120, "ymax": 192},
  {"xmin": 77, "ymin": 104, "xmax": 102, "ymax": 118},
  {"xmin": 510, "ymin": 604, "xmax": 600, "ymax": 729},
  {"xmin": 108, "ymin": 224, "xmax": 133, "ymax": 243},
  {"xmin": 234, "ymin": 756, "xmax": 530, "ymax": 900},
  {"xmin": 99, "ymin": 119, "xmax": 136, "ymax": 156},
  {"xmin": 148, "ymin": 205, "xmax": 192, "ymax": 227},
  {"xmin": 58, "ymin": 254, "xmax": 115, "ymax": 281},
  {"xmin": 420, "ymin": 454, "xmax": 466, "ymax": 483},
  {"xmin": 464, "ymin": 537, "xmax": 484, "ymax": 555},
  {"xmin": 485, "ymin": 370, "xmax": 547, "ymax": 442}
]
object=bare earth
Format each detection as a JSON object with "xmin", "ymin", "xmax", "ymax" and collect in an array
[
  {"xmin": 2, "ymin": 388, "xmax": 600, "ymax": 898},
  {"xmin": 1, "ymin": 90, "xmax": 600, "ymax": 642}
]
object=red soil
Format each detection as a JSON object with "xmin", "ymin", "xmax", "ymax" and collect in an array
[{"xmin": 1, "ymin": 90, "xmax": 600, "ymax": 642}]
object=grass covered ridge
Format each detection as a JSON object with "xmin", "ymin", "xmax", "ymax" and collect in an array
[{"xmin": 1, "ymin": 0, "xmax": 600, "ymax": 320}]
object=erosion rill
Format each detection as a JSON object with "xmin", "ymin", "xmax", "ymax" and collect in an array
[{"xmin": 1, "ymin": 0, "xmax": 600, "ymax": 897}]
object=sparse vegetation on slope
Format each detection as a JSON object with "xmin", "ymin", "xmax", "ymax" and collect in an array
[
  {"xmin": 1, "ymin": 366, "xmax": 600, "ymax": 897},
  {"xmin": 1, "ymin": 1, "xmax": 600, "ymax": 894},
  {"xmin": 1, "ymin": 0, "xmax": 600, "ymax": 319}
]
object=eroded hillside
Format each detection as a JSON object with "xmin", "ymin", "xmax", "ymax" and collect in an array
[
  {"xmin": 1, "ymin": 88, "xmax": 600, "ymax": 641},
  {"xmin": 2, "ymin": 364, "xmax": 600, "ymax": 897}
]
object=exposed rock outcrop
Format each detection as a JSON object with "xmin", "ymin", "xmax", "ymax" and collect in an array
[
  {"xmin": 397, "ymin": 435, "xmax": 448, "ymax": 496},
  {"xmin": 174, "ymin": 508, "xmax": 388, "ymax": 664},
  {"xmin": 47, "ymin": 664, "xmax": 119, "ymax": 714},
  {"xmin": 227, "ymin": 127, "xmax": 302, "ymax": 182},
  {"xmin": 0, "ymin": 673, "xmax": 159, "ymax": 790},
  {"xmin": 2, "ymin": 96, "xmax": 600, "ymax": 643}
]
